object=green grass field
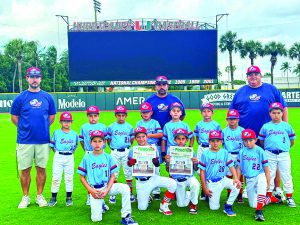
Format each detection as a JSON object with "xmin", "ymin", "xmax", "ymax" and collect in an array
[{"xmin": 0, "ymin": 109, "xmax": 299, "ymax": 225}]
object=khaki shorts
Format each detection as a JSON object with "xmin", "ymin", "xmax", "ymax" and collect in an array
[{"xmin": 16, "ymin": 144, "xmax": 50, "ymax": 170}]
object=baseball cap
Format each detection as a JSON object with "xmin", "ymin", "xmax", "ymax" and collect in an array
[
  {"xmin": 208, "ymin": 130, "xmax": 222, "ymax": 140},
  {"xmin": 115, "ymin": 105, "xmax": 127, "ymax": 114},
  {"xmin": 27, "ymin": 67, "xmax": 42, "ymax": 77},
  {"xmin": 201, "ymin": 103, "xmax": 214, "ymax": 112},
  {"xmin": 226, "ymin": 109, "xmax": 239, "ymax": 119},
  {"xmin": 242, "ymin": 129, "xmax": 256, "ymax": 139},
  {"xmin": 134, "ymin": 126, "xmax": 147, "ymax": 136},
  {"xmin": 155, "ymin": 75, "xmax": 168, "ymax": 85},
  {"xmin": 60, "ymin": 112, "xmax": 73, "ymax": 121},
  {"xmin": 170, "ymin": 102, "xmax": 183, "ymax": 110},
  {"xmin": 87, "ymin": 105, "xmax": 100, "ymax": 114},
  {"xmin": 140, "ymin": 102, "xmax": 152, "ymax": 112},
  {"xmin": 173, "ymin": 128, "xmax": 189, "ymax": 139},
  {"xmin": 246, "ymin": 66, "xmax": 261, "ymax": 75},
  {"xmin": 90, "ymin": 130, "xmax": 105, "ymax": 140},
  {"xmin": 269, "ymin": 102, "xmax": 283, "ymax": 111}
]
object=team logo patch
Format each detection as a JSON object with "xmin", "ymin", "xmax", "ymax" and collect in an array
[
  {"xmin": 30, "ymin": 99, "xmax": 42, "ymax": 107},
  {"xmin": 243, "ymin": 131, "xmax": 250, "ymax": 137},
  {"xmin": 249, "ymin": 94, "xmax": 261, "ymax": 101},
  {"xmin": 157, "ymin": 103, "xmax": 168, "ymax": 111},
  {"xmin": 89, "ymin": 106, "xmax": 97, "ymax": 111},
  {"xmin": 62, "ymin": 113, "xmax": 71, "ymax": 119}
]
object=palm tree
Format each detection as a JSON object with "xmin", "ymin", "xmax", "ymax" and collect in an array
[
  {"xmin": 238, "ymin": 40, "xmax": 264, "ymax": 66},
  {"xmin": 281, "ymin": 62, "xmax": 292, "ymax": 87},
  {"xmin": 264, "ymin": 41, "xmax": 287, "ymax": 84},
  {"xmin": 289, "ymin": 42, "xmax": 300, "ymax": 61},
  {"xmin": 293, "ymin": 63, "xmax": 300, "ymax": 86},
  {"xmin": 219, "ymin": 31, "xmax": 242, "ymax": 89}
]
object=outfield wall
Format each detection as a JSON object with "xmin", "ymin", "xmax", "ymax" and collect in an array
[{"xmin": 1, "ymin": 89, "xmax": 300, "ymax": 113}]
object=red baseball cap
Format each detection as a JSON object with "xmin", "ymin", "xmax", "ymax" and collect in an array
[
  {"xmin": 87, "ymin": 105, "xmax": 100, "ymax": 114},
  {"xmin": 155, "ymin": 75, "xmax": 168, "ymax": 84},
  {"xmin": 242, "ymin": 129, "xmax": 256, "ymax": 139},
  {"xmin": 246, "ymin": 66, "xmax": 261, "ymax": 75},
  {"xmin": 140, "ymin": 102, "xmax": 152, "ymax": 112},
  {"xmin": 170, "ymin": 102, "xmax": 183, "ymax": 110},
  {"xmin": 226, "ymin": 109, "xmax": 239, "ymax": 119},
  {"xmin": 60, "ymin": 112, "xmax": 73, "ymax": 121},
  {"xmin": 115, "ymin": 105, "xmax": 127, "ymax": 114},
  {"xmin": 27, "ymin": 67, "xmax": 42, "ymax": 77},
  {"xmin": 90, "ymin": 130, "xmax": 105, "ymax": 140},
  {"xmin": 134, "ymin": 126, "xmax": 147, "ymax": 136},
  {"xmin": 201, "ymin": 103, "xmax": 214, "ymax": 112},
  {"xmin": 209, "ymin": 130, "xmax": 222, "ymax": 140},
  {"xmin": 269, "ymin": 102, "xmax": 283, "ymax": 111},
  {"xmin": 173, "ymin": 128, "xmax": 189, "ymax": 139}
]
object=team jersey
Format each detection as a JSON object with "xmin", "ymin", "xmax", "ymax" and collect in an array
[
  {"xmin": 198, "ymin": 148, "xmax": 234, "ymax": 181},
  {"xmin": 77, "ymin": 152, "xmax": 118, "ymax": 186},
  {"xmin": 258, "ymin": 121, "xmax": 296, "ymax": 152},
  {"xmin": 237, "ymin": 146, "xmax": 268, "ymax": 179},
  {"xmin": 230, "ymin": 83, "xmax": 287, "ymax": 136},
  {"xmin": 222, "ymin": 126, "xmax": 244, "ymax": 153},
  {"xmin": 10, "ymin": 90, "xmax": 56, "ymax": 144},
  {"xmin": 163, "ymin": 120, "xmax": 193, "ymax": 147},
  {"xmin": 145, "ymin": 94, "xmax": 186, "ymax": 128},
  {"xmin": 194, "ymin": 120, "xmax": 221, "ymax": 145},
  {"xmin": 136, "ymin": 119, "xmax": 162, "ymax": 145},
  {"xmin": 79, "ymin": 123, "xmax": 107, "ymax": 151},
  {"xmin": 107, "ymin": 122, "xmax": 134, "ymax": 149},
  {"xmin": 50, "ymin": 128, "xmax": 79, "ymax": 153}
]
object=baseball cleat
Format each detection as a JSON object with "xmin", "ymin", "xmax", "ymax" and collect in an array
[
  {"xmin": 148, "ymin": 195, "xmax": 153, "ymax": 204},
  {"xmin": 159, "ymin": 203, "xmax": 173, "ymax": 215},
  {"xmin": 86, "ymin": 194, "xmax": 91, "ymax": 206},
  {"xmin": 109, "ymin": 195, "xmax": 116, "ymax": 204},
  {"xmin": 153, "ymin": 194, "xmax": 161, "ymax": 201},
  {"xmin": 189, "ymin": 204, "xmax": 198, "ymax": 214},
  {"xmin": 199, "ymin": 190, "xmax": 206, "ymax": 201},
  {"xmin": 273, "ymin": 190, "xmax": 286, "ymax": 202},
  {"xmin": 18, "ymin": 195, "xmax": 30, "ymax": 209},
  {"xmin": 121, "ymin": 214, "xmax": 138, "ymax": 225},
  {"xmin": 66, "ymin": 197, "xmax": 73, "ymax": 207},
  {"xmin": 287, "ymin": 198, "xmax": 296, "ymax": 208},
  {"xmin": 36, "ymin": 194, "xmax": 48, "ymax": 207},
  {"xmin": 223, "ymin": 203, "xmax": 236, "ymax": 217},
  {"xmin": 130, "ymin": 193, "xmax": 136, "ymax": 203},
  {"xmin": 255, "ymin": 210, "xmax": 265, "ymax": 221},
  {"xmin": 102, "ymin": 203, "xmax": 109, "ymax": 213},
  {"xmin": 48, "ymin": 197, "xmax": 57, "ymax": 207}
]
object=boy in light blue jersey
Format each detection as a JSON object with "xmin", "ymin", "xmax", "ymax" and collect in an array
[
  {"xmin": 199, "ymin": 130, "xmax": 241, "ymax": 216},
  {"xmin": 162, "ymin": 102, "xmax": 194, "ymax": 159},
  {"xmin": 222, "ymin": 109, "xmax": 245, "ymax": 203},
  {"xmin": 48, "ymin": 112, "xmax": 78, "ymax": 207},
  {"xmin": 258, "ymin": 102, "xmax": 296, "ymax": 207},
  {"xmin": 165, "ymin": 128, "xmax": 200, "ymax": 214},
  {"xmin": 107, "ymin": 105, "xmax": 135, "ymax": 203},
  {"xmin": 77, "ymin": 130, "xmax": 138, "ymax": 225},
  {"xmin": 136, "ymin": 102, "xmax": 163, "ymax": 200},
  {"xmin": 237, "ymin": 129, "xmax": 279, "ymax": 221}
]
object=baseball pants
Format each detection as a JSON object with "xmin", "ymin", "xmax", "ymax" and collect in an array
[
  {"xmin": 90, "ymin": 183, "xmax": 131, "ymax": 222},
  {"xmin": 246, "ymin": 173, "xmax": 267, "ymax": 208},
  {"xmin": 206, "ymin": 177, "xmax": 240, "ymax": 210},
  {"xmin": 197, "ymin": 145, "xmax": 210, "ymax": 160},
  {"xmin": 266, "ymin": 151, "xmax": 293, "ymax": 194},
  {"xmin": 136, "ymin": 175, "xmax": 177, "ymax": 210},
  {"xmin": 51, "ymin": 152, "xmax": 74, "ymax": 193},
  {"xmin": 176, "ymin": 176, "xmax": 200, "ymax": 207},
  {"xmin": 110, "ymin": 149, "xmax": 132, "ymax": 180}
]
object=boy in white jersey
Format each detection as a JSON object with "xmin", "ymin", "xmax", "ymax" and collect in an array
[
  {"xmin": 77, "ymin": 130, "xmax": 138, "ymax": 224},
  {"xmin": 48, "ymin": 112, "xmax": 78, "ymax": 207},
  {"xmin": 259, "ymin": 102, "xmax": 296, "ymax": 207}
]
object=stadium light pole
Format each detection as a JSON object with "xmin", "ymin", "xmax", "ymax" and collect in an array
[
  {"xmin": 93, "ymin": 0, "xmax": 101, "ymax": 22},
  {"xmin": 215, "ymin": 13, "xmax": 229, "ymax": 30}
]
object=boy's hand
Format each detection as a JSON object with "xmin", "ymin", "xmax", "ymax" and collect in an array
[
  {"xmin": 203, "ymin": 187, "xmax": 213, "ymax": 197},
  {"xmin": 152, "ymin": 157, "xmax": 160, "ymax": 167},
  {"xmin": 233, "ymin": 179, "xmax": 241, "ymax": 189},
  {"xmin": 99, "ymin": 189, "xmax": 109, "ymax": 198},
  {"xmin": 191, "ymin": 157, "xmax": 198, "ymax": 164},
  {"xmin": 90, "ymin": 188, "xmax": 101, "ymax": 199},
  {"xmin": 165, "ymin": 155, "xmax": 170, "ymax": 163},
  {"xmin": 127, "ymin": 158, "xmax": 137, "ymax": 167}
]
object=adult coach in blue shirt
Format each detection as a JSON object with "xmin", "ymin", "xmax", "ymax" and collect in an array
[{"xmin": 11, "ymin": 67, "xmax": 56, "ymax": 208}]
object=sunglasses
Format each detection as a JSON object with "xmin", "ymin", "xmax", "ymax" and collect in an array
[
  {"xmin": 155, "ymin": 82, "xmax": 168, "ymax": 86},
  {"xmin": 27, "ymin": 75, "xmax": 41, "ymax": 79}
]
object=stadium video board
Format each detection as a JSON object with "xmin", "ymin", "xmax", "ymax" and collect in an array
[{"xmin": 68, "ymin": 29, "xmax": 217, "ymax": 86}]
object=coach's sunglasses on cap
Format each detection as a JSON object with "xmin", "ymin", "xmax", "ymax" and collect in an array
[{"xmin": 155, "ymin": 81, "xmax": 168, "ymax": 86}]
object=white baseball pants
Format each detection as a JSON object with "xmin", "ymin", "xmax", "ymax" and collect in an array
[
  {"xmin": 110, "ymin": 149, "xmax": 132, "ymax": 180},
  {"xmin": 176, "ymin": 176, "xmax": 200, "ymax": 207},
  {"xmin": 246, "ymin": 173, "xmax": 267, "ymax": 208}
]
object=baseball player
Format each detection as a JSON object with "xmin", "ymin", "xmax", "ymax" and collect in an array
[
  {"xmin": 198, "ymin": 130, "xmax": 241, "ymax": 216},
  {"xmin": 107, "ymin": 105, "xmax": 135, "ymax": 204},
  {"xmin": 162, "ymin": 102, "xmax": 194, "ymax": 159},
  {"xmin": 258, "ymin": 102, "xmax": 296, "ymax": 207},
  {"xmin": 77, "ymin": 130, "xmax": 138, "ymax": 225},
  {"xmin": 79, "ymin": 105, "xmax": 108, "ymax": 207},
  {"xmin": 194, "ymin": 103, "xmax": 221, "ymax": 200},
  {"xmin": 48, "ymin": 112, "xmax": 78, "ymax": 207},
  {"xmin": 127, "ymin": 127, "xmax": 177, "ymax": 215},
  {"xmin": 237, "ymin": 129, "xmax": 279, "ymax": 221},
  {"xmin": 136, "ymin": 102, "xmax": 163, "ymax": 200},
  {"xmin": 165, "ymin": 128, "xmax": 200, "ymax": 214},
  {"xmin": 222, "ymin": 109, "xmax": 245, "ymax": 203}
]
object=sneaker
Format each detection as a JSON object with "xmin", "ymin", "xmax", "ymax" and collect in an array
[
  {"xmin": 36, "ymin": 194, "xmax": 48, "ymax": 207},
  {"xmin": 102, "ymin": 203, "xmax": 109, "ymax": 213},
  {"xmin": 242, "ymin": 188, "xmax": 248, "ymax": 199},
  {"xmin": 148, "ymin": 195, "xmax": 153, "ymax": 204},
  {"xmin": 18, "ymin": 196, "xmax": 30, "ymax": 209},
  {"xmin": 130, "ymin": 193, "xmax": 136, "ymax": 203},
  {"xmin": 159, "ymin": 202, "xmax": 172, "ymax": 215},
  {"xmin": 223, "ymin": 203, "xmax": 236, "ymax": 216},
  {"xmin": 287, "ymin": 198, "xmax": 296, "ymax": 208},
  {"xmin": 237, "ymin": 193, "xmax": 244, "ymax": 204},
  {"xmin": 189, "ymin": 204, "xmax": 198, "ymax": 214},
  {"xmin": 109, "ymin": 195, "xmax": 116, "ymax": 204},
  {"xmin": 66, "ymin": 197, "xmax": 73, "ymax": 206},
  {"xmin": 121, "ymin": 214, "xmax": 138, "ymax": 225},
  {"xmin": 255, "ymin": 210, "xmax": 265, "ymax": 221},
  {"xmin": 274, "ymin": 190, "xmax": 286, "ymax": 202},
  {"xmin": 153, "ymin": 194, "xmax": 161, "ymax": 201},
  {"xmin": 48, "ymin": 197, "xmax": 57, "ymax": 207},
  {"xmin": 86, "ymin": 194, "xmax": 90, "ymax": 206},
  {"xmin": 199, "ymin": 190, "xmax": 206, "ymax": 201}
]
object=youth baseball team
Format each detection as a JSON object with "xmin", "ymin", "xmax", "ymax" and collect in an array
[{"xmin": 11, "ymin": 67, "xmax": 296, "ymax": 224}]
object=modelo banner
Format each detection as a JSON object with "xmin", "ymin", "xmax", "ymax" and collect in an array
[{"xmin": 1, "ymin": 89, "xmax": 300, "ymax": 113}]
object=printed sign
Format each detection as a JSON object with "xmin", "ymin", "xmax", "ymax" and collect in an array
[
  {"xmin": 169, "ymin": 146, "xmax": 193, "ymax": 176},
  {"xmin": 132, "ymin": 146, "xmax": 156, "ymax": 176}
]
